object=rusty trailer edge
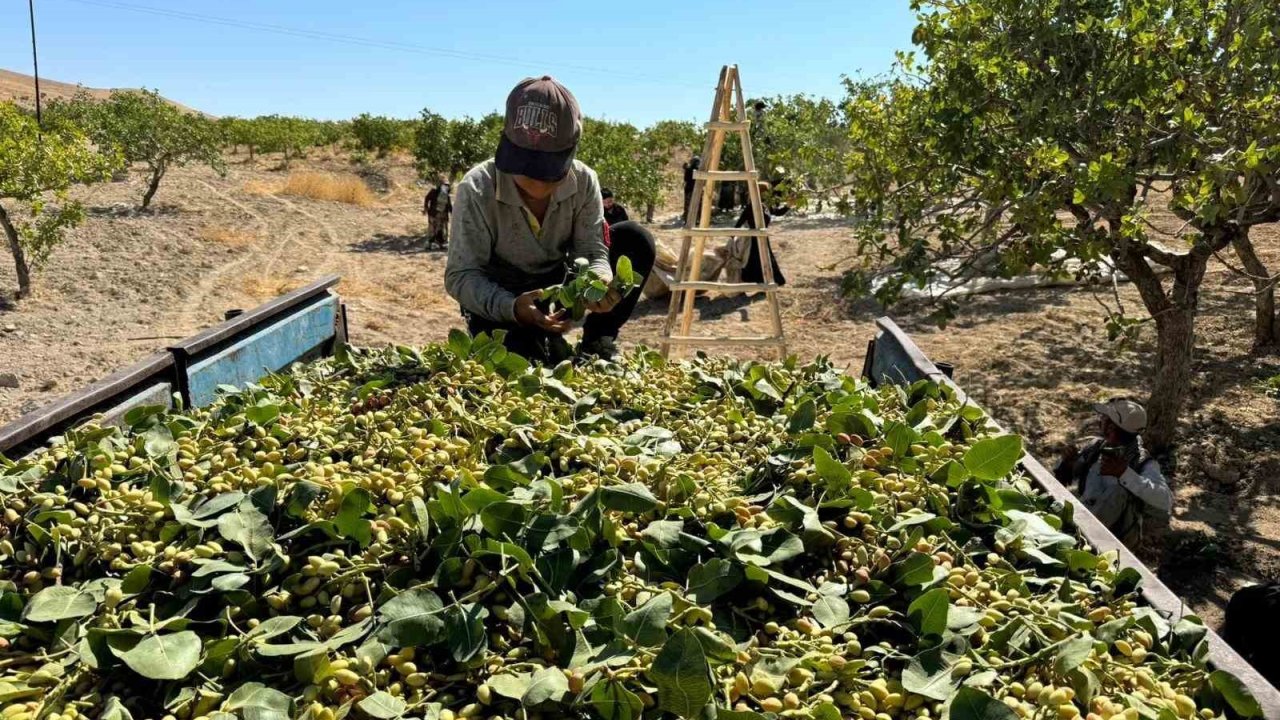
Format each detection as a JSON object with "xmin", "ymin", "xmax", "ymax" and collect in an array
[{"xmin": 866, "ymin": 316, "xmax": 1280, "ymax": 719}]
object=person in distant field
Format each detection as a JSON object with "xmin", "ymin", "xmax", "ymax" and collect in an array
[
  {"xmin": 601, "ymin": 188, "xmax": 629, "ymax": 226},
  {"xmin": 445, "ymin": 76, "xmax": 656, "ymax": 364},
  {"xmin": 682, "ymin": 155, "xmax": 701, "ymax": 218},
  {"xmin": 1054, "ymin": 398, "xmax": 1173, "ymax": 547},
  {"xmin": 733, "ymin": 181, "xmax": 788, "ymax": 286},
  {"xmin": 423, "ymin": 179, "xmax": 452, "ymax": 249}
]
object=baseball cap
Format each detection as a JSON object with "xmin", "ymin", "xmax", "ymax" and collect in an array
[
  {"xmin": 1094, "ymin": 398, "xmax": 1147, "ymax": 434},
  {"xmin": 495, "ymin": 76, "xmax": 582, "ymax": 182}
]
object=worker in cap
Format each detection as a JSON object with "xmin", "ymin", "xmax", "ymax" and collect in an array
[
  {"xmin": 445, "ymin": 76, "xmax": 655, "ymax": 364},
  {"xmin": 1054, "ymin": 398, "xmax": 1173, "ymax": 547}
]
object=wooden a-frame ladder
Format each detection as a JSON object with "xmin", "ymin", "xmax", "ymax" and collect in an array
[{"xmin": 660, "ymin": 65, "xmax": 786, "ymax": 359}]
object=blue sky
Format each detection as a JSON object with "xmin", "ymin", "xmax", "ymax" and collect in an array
[{"xmin": 2, "ymin": 0, "xmax": 916, "ymax": 126}]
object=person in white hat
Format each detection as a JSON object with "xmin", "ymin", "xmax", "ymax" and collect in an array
[{"xmin": 1054, "ymin": 398, "xmax": 1173, "ymax": 547}]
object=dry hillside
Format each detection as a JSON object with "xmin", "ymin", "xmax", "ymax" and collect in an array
[{"xmin": 0, "ymin": 68, "xmax": 199, "ymax": 113}]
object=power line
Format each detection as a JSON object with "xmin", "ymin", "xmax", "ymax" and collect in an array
[
  {"xmin": 60, "ymin": 0, "xmax": 708, "ymax": 91},
  {"xmin": 29, "ymin": 0, "xmax": 42, "ymax": 127}
]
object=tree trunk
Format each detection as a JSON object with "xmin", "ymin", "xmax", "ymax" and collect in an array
[
  {"xmin": 140, "ymin": 164, "xmax": 166, "ymax": 210},
  {"xmin": 1115, "ymin": 244, "xmax": 1209, "ymax": 453},
  {"xmin": 645, "ymin": 203, "xmax": 655, "ymax": 223},
  {"xmin": 0, "ymin": 203, "xmax": 31, "ymax": 299},
  {"xmin": 1146, "ymin": 299, "xmax": 1197, "ymax": 452},
  {"xmin": 1230, "ymin": 230, "xmax": 1276, "ymax": 349}
]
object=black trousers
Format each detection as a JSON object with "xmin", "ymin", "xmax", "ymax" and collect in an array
[{"xmin": 466, "ymin": 221, "xmax": 656, "ymax": 363}]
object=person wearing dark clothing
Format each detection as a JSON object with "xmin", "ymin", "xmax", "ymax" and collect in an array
[
  {"xmin": 1223, "ymin": 582, "xmax": 1280, "ymax": 687},
  {"xmin": 601, "ymin": 188, "xmax": 629, "ymax": 226},
  {"xmin": 682, "ymin": 156, "xmax": 701, "ymax": 218},
  {"xmin": 423, "ymin": 181, "xmax": 452, "ymax": 249},
  {"xmin": 734, "ymin": 183, "xmax": 788, "ymax": 285},
  {"xmin": 465, "ymin": 221, "xmax": 656, "ymax": 364}
]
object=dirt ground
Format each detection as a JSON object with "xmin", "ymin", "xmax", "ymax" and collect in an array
[{"xmin": 0, "ymin": 150, "xmax": 1276, "ymax": 629}]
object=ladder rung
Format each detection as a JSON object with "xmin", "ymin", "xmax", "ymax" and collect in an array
[
  {"xmin": 683, "ymin": 227, "xmax": 769, "ymax": 237},
  {"xmin": 705, "ymin": 120, "xmax": 749, "ymax": 131},
  {"xmin": 670, "ymin": 282, "xmax": 780, "ymax": 292},
  {"xmin": 666, "ymin": 335, "xmax": 787, "ymax": 347},
  {"xmin": 693, "ymin": 170, "xmax": 757, "ymax": 181}
]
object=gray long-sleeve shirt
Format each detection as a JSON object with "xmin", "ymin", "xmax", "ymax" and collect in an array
[{"xmin": 445, "ymin": 159, "xmax": 611, "ymax": 323}]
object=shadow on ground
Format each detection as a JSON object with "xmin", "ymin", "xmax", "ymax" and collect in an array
[
  {"xmin": 87, "ymin": 203, "xmax": 185, "ymax": 218},
  {"xmin": 350, "ymin": 233, "xmax": 442, "ymax": 255}
]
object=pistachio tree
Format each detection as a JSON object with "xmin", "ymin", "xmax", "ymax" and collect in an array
[
  {"xmin": 86, "ymin": 89, "xmax": 225, "ymax": 209},
  {"xmin": 0, "ymin": 102, "xmax": 119, "ymax": 298},
  {"xmin": 841, "ymin": 0, "xmax": 1280, "ymax": 450}
]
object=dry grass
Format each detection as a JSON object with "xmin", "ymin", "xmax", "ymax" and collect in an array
[
  {"xmin": 240, "ymin": 274, "xmax": 304, "ymax": 301},
  {"xmin": 244, "ymin": 179, "xmax": 282, "ymax": 196},
  {"xmin": 279, "ymin": 172, "xmax": 376, "ymax": 206},
  {"xmin": 198, "ymin": 225, "xmax": 256, "ymax": 249},
  {"xmin": 338, "ymin": 276, "xmax": 453, "ymax": 312}
]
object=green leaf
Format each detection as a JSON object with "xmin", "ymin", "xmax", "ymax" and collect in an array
[
  {"xmin": 600, "ymin": 483, "xmax": 660, "ymax": 513},
  {"xmin": 142, "ymin": 426, "xmax": 177, "ymax": 458},
  {"xmin": 358, "ymin": 692, "xmax": 407, "ymax": 719},
  {"xmin": 947, "ymin": 687, "xmax": 1018, "ymax": 720},
  {"xmin": 479, "ymin": 502, "xmax": 527, "ymax": 539},
  {"xmin": 376, "ymin": 587, "xmax": 445, "ymax": 646},
  {"xmin": 884, "ymin": 421, "xmax": 914, "ymax": 457},
  {"xmin": 623, "ymin": 592, "xmax": 673, "ymax": 646},
  {"xmin": 445, "ymin": 603, "xmax": 488, "ymax": 663},
  {"xmin": 788, "ymin": 398, "xmax": 816, "ymax": 433},
  {"xmin": 614, "ymin": 255, "xmax": 637, "ymax": 289},
  {"xmin": 447, "ymin": 328, "xmax": 472, "ymax": 358},
  {"xmin": 1053, "ymin": 634, "xmax": 1095, "ymax": 676},
  {"xmin": 688, "ymin": 559, "xmax": 743, "ymax": 604},
  {"xmin": 286, "ymin": 481, "xmax": 324, "ymax": 518},
  {"xmin": 523, "ymin": 666, "xmax": 570, "ymax": 706},
  {"xmin": 812, "ymin": 592, "xmax": 851, "ymax": 629},
  {"xmin": 245, "ymin": 616, "xmax": 303, "ymax": 643},
  {"xmin": 894, "ymin": 552, "xmax": 938, "ymax": 587},
  {"xmin": 813, "ymin": 446, "xmax": 852, "ymax": 487},
  {"xmin": 23, "ymin": 586, "xmax": 98, "ymax": 622},
  {"xmin": 224, "ymin": 682, "xmax": 293, "ymax": 715},
  {"xmin": 592, "ymin": 680, "xmax": 643, "ymax": 720},
  {"xmin": 192, "ymin": 492, "xmax": 246, "ymax": 520},
  {"xmin": 1210, "ymin": 670, "xmax": 1263, "ymax": 718},
  {"xmin": 99, "ymin": 697, "xmax": 134, "ymax": 720},
  {"xmin": 335, "ymin": 488, "xmax": 374, "ymax": 546},
  {"xmin": 120, "ymin": 564, "xmax": 152, "ymax": 596},
  {"xmin": 489, "ymin": 673, "xmax": 532, "ymax": 700},
  {"xmin": 245, "ymin": 404, "xmax": 280, "ymax": 426},
  {"xmin": 652, "ymin": 628, "xmax": 713, "ymax": 718},
  {"xmin": 908, "ymin": 588, "xmax": 950, "ymax": 637},
  {"xmin": 902, "ymin": 647, "xmax": 960, "ymax": 701},
  {"xmin": 963, "ymin": 435, "xmax": 1024, "ymax": 482},
  {"xmin": 117, "ymin": 631, "xmax": 202, "ymax": 680},
  {"xmin": 217, "ymin": 507, "xmax": 276, "ymax": 563}
]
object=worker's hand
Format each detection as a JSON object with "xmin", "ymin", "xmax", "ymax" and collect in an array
[
  {"xmin": 513, "ymin": 290, "xmax": 570, "ymax": 334},
  {"xmin": 1099, "ymin": 452, "xmax": 1128, "ymax": 478},
  {"xmin": 586, "ymin": 287, "xmax": 623, "ymax": 315}
]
